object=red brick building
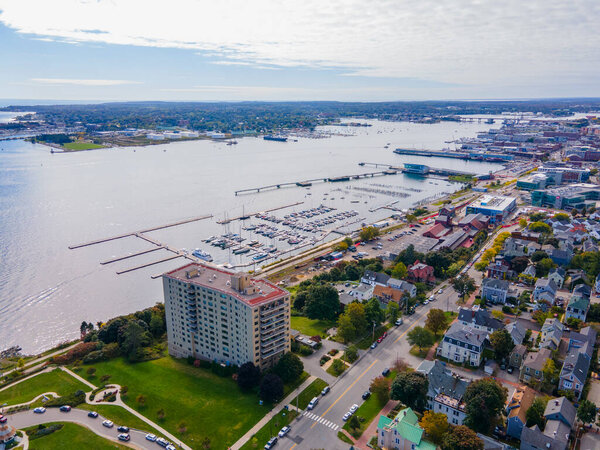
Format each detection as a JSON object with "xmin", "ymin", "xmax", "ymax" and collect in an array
[{"xmin": 407, "ymin": 260, "xmax": 435, "ymax": 283}]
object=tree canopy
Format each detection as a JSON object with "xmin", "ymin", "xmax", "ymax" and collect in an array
[
  {"xmin": 390, "ymin": 371, "xmax": 428, "ymax": 411},
  {"xmin": 425, "ymin": 309, "xmax": 448, "ymax": 336},
  {"xmin": 489, "ymin": 329, "xmax": 515, "ymax": 361},
  {"xmin": 407, "ymin": 326, "xmax": 435, "ymax": 350},
  {"xmin": 463, "ymin": 378, "xmax": 508, "ymax": 433},
  {"xmin": 442, "ymin": 425, "xmax": 484, "ymax": 450},
  {"xmin": 304, "ymin": 284, "xmax": 340, "ymax": 320}
]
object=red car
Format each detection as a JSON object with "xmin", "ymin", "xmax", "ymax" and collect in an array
[
  {"xmin": 377, "ymin": 337, "xmax": 383, "ymax": 343},
  {"xmin": 382, "ymin": 332, "xmax": 388, "ymax": 339}
]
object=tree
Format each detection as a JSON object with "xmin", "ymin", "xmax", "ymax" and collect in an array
[
  {"xmin": 304, "ymin": 284, "xmax": 340, "ymax": 320},
  {"xmin": 588, "ymin": 303, "xmax": 600, "ymax": 322},
  {"xmin": 407, "ymin": 326, "xmax": 435, "ymax": 351},
  {"xmin": 442, "ymin": 425, "xmax": 484, "ymax": 450},
  {"xmin": 149, "ymin": 313, "xmax": 165, "ymax": 337},
  {"xmin": 273, "ymin": 353, "xmax": 304, "ymax": 383},
  {"xmin": 348, "ymin": 414, "xmax": 361, "ymax": 430},
  {"xmin": 519, "ymin": 217, "xmax": 528, "ymax": 228},
  {"xmin": 330, "ymin": 358, "xmax": 346, "ymax": 376},
  {"xmin": 542, "ymin": 358, "xmax": 557, "ymax": 384},
  {"xmin": 237, "ymin": 362, "xmax": 261, "ymax": 390},
  {"xmin": 529, "ymin": 221, "xmax": 551, "ymax": 233},
  {"xmin": 489, "ymin": 329, "xmax": 515, "ymax": 361},
  {"xmin": 554, "ymin": 213, "xmax": 570, "ymax": 222},
  {"xmin": 344, "ymin": 345, "xmax": 359, "ymax": 363},
  {"xmin": 364, "ymin": 297, "xmax": 385, "ymax": 325},
  {"xmin": 386, "ymin": 301, "xmax": 400, "ymax": 323},
  {"xmin": 425, "ymin": 309, "xmax": 448, "ymax": 336},
  {"xmin": 337, "ymin": 313, "xmax": 357, "ymax": 343},
  {"xmin": 99, "ymin": 374, "xmax": 111, "ymax": 383},
  {"xmin": 577, "ymin": 399, "xmax": 597, "ymax": 425},
  {"xmin": 177, "ymin": 420, "xmax": 187, "ymax": 434},
  {"xmin": 390, "ymin": 371, "xmax": 428, "ymax": 411},
  {"xmin": 452, "ymin": 275, "xmax": 476, "ymax": 301},
  {"xmin": 397, "ymin": 244, "xmax": 425, "ymax": 267},
  {"xmin": 17, "ymin": 358, "xmax": 25, "ymax": 369},
  {"xmin": 530, "ymin": 250, "xmax": 549, "ymax": 263},
  {"xmin": 463, "ymin": 378, "xmax": 507, "ymax": 433},
  {"xmin": 346, "ymin": 302, "xmax": 368, "ymax": 335},
  {"xmin": 201, "ymin": 437, "xmax": 211, "ymax": 450},
  {"xmin": 510, "ymin": 256, "xmax": 529, "ymax": 274},
  {"xmin": 526, "ymin": 397, "xmax": 548, "ymax": 428},
  {"xmin": 121, "ymin": 321, "xmax": 151, "ymax": 361},
  {"xmin": 419, "ymin": 411, "xmax": 449, "ymax": 445},
  {"xmin": 86, "ymin": 367, "xmax": 96, "ymax": 377},
  {"xmin": 359, "ymin": 226, "xmax": 379, "ymax": 242},
  {"xmin": 391, "ymin": 262, "xmax": 408, "ymax": 279},
  {"xmin": 370, "ymin": 376, "xmax": 391, "ymax": 404},
  {"xmin": 136, "ymin": 394, "xmax": 147, "ymax": 407},
  {"xmin": 293, "ymin": 290, "xmax": 309, "ymax": 310},
  {"xmin": 535, "ymin": 258, "xmax": 556, "ymax": 277},
  {"xmin": 259, "ymin": 373, "xmax": 284, "ymax": 403}
]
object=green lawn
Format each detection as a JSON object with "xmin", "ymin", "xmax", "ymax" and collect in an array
[
  {"xmin": 343, "ymin": 395, "xmax": 391, "ymax": 439},
  {"xmin": 337, "ymin": 430, "xmax": 354, "ymax": 445},
  {"xmin": 76, "ymin": 356, "xmax": 267, "ymax": 449},
  {"xmin": 239, "ymin": 409, "xmax": 298, "ymax": 450},
  {"xmin": 0, "ymin": 369, "xmax": 89, "ymax": 406},
  {"xmin": 290, "ymin": 378, "xmax": 328, "ymax": 409},
  {"xmin": 290, "ymin": 316, "xmax": 335, "ymax": 337},
  {"xmin": 62, "ymin": 142, "xmax": 104, "ymax": 150},
  {"xmin": 282, "ymin": 371, "xmax": 310, "ymax": 398},
  {"xmin": 77, "ymin": 403, "xmax": 163, "ymax": 437},
  {"xmin": 326, "ymin": 362, "xmax": 347, "ymax": 377},
  {"xmin": 26, "ymin": 422, "xmax": 127, "ymax": 450}
]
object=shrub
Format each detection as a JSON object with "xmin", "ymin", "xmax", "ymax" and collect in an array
[
  {"xmin": 103, "ymin": 342, "xmax": 121, "ymax": 359},
  {"xmin": 502, "ymin": 306, "xmax": 513, "ymax": 314},
  {"xmin": 83, "ymin": 350, "xmax": 105, "ymax": 364},
  {"xmin": 45, "ymin": 390, "xmax": 86, "ymax": 407},
  {"xmin": 86, "ymin": 367, "xmax": 96, "ymax": 377},
  {"xmin": 298, "ymin": 345, "xmax": 313, "ymax": 356},
  {"xmin": 328, "ymin": 349, "xmax": 339, "ymax": 356},
  {"xmin": 27, "ymin": 424, "xmax": 64, "ymax": 441},
  {"xmin": 51, "ymin": 342, "xmax": 98, "ymax": 365}
]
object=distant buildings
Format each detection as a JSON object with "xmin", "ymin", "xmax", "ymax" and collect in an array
[
  {"xmin": 162, "ymin": 263, "xmax": 290, "ymax": 370},
  {"xmin": 361, "ymin": 271, "xmax": 416, "ymax": 297},
  {"xmin": 465, "ymin": 195, "xmax": 516, "ymax": 224}
]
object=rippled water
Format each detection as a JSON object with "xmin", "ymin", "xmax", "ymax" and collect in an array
[{"xmin": 0, "ymin": 119, "xmax": 501, "ymax": 353}]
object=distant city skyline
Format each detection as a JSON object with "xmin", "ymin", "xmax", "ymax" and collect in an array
[{"xmin": 1, "ymin": 0, "xmax": 599, "ymax": 102}]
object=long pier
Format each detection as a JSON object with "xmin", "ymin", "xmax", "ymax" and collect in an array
[
  {"xmin": 100, "ymin": 247, "xmax": 163, "ymax": 265},
  {"xmin": 358, "ymin": 162, "xmax": 475, "ymax": 177},
  {"xmin": 116, "ymin": 255, "xmax": 184, "ymax": 275},
  {"xmin": 234, "ymin": 170, "xmax": 398, "ymax": 196},
  {"xmin": 216, "ymin": 202, "xmax": 304, "ymax": 224},
  {"xmin": 68, "ymin": 215, "xmax": 212, "ymax": 249}
]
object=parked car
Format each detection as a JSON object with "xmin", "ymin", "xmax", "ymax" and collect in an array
[
  {"xmin": 307, "ymin": 397, "xmax": 319, "ymax": 410},
  {"xmin": 362, "ymin": 391, "xmax": 371, "ymax": 400},
  {"xmin": 370, "ymin": 342, "xmax": 377, "ymax": 349},
  {"xmin": 118, "ymin": 434, "xmax": 130, "ymax": 442},
  {"xmin": 265, "ymin": 437, "xmax": 278, "ymax": 449},
  {"xmin": 87, "ymin": 411, "xmax": 98, "ymax": 418},
  {"xmin": 342, "ymin": 412, "xmax": 351, "ymax": 421},
  {"xmin": 438, "ymin": 289, "xmax": 443, "ymax": 294},
  {"xmin": 321, "ymin": 386, "xmax": 330, "ymax": 396},
  {"xmin": 278, "ymin": 425, "xmax": 291, "ymax": 437},
  {"xmin": 0, "ymin": 415, "xmax": 6, "ymax": 424},
  {"xmin": 102, "ymin": 420, "xmax": 114, "ymax": 428},
  {"xmin": 145, "ymin": 434, "xmax": 157, "ymax": 442},
  {"xmin": 349, "ymin": 404, "xmax": 359, "ymax": 414},
  {"xmin": 423, "ymin": 300, "xmax": 429, "ymax": 305},
  {"xmin": 395, "ymin": 318, "xmax": 403, "ymax": 326},
  {"xmin": 33, "ymin": 407, "xmax": 46, "ymax": 414},
  {"xmin": 377, "ymin": 337, "xmax": 383, "ymax": 343},
  {"xmin": 117, "ymin": 426, "xmax": 130, "ymax": 433},
  {"xmin": 59, "ymin": 405, "xmax": 71, "ymax": 412},
  {"xmin": 382, "ymin": 368, "xmax": 391, "ymax": 376},
  {"xmin": 382, "ymin": 332, "xmax": 388, "ymax": 339},
  {"xmin": 166, "ymin": 445, "xmax": 176, "ymax": 450},
  {"xmin": 507, "ymin": 367, "xmax": 514, "ymax": 374},
  {"xmin": 156, "ymin": 437, "xmax": 170, "ymax": 447}
]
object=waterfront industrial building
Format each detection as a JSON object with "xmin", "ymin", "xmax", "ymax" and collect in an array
[
  {"xmin": 465, "ymin": 195, "xmax": 516, "ymax": 224},
  {"xmin": 163, "ymin": 263, "xmax": 290, "ymax": 369}
]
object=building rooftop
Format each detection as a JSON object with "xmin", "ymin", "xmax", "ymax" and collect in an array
[
  {"xmin": 163, "ymin": 262, "xmax": 287, "ymax": 307},
  {"xmin": 544, "ymin": 397, "xmax": 576, "ymax": 428},
  {"xmin": 468, "ymin": 195, "xmax": 516, "ymax": 211},
  {"xmin": 522, "ymin": 348, "xmax": 552, "ymax": 372},
  {"xmin": 444, "ymin": 322, "xmax": 487, "ymax": 347}
]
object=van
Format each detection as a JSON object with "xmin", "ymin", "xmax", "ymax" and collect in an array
[{"xmin": 307, "ymin": 397, "xmax": 319, "ymax": 410}]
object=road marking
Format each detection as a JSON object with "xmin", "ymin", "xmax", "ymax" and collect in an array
[
  {"xmin": 394, "ymin": 311, "xmax": 426, "ymax": 343},
  {"xmin": 310, "ymin": 359, "xmax": 379, "ymax": 429},
  {"xmin": 289, "ymin": 444, "xmax": 297, "ymax": 450}
]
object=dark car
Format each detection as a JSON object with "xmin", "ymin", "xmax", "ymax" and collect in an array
[
  {"xmin": 117, "ymin": 426, "xmax": 130, "ymax": 433},
  {"xmin": 265, "ymin": 437, "xmax": 278, "ymax": 449},
  {"xmin": 362, "ymin": 391, "xmax": 371, "ymax": 400},
  {"xmin": 87, "ymin": 411, "xmax": 98, "ymax": 418},
  {"xmin": 382, "ymin": 368, "xmax": 391, "ymax": 377},
  {"xmin": 59, "ymin": 405, "xmax": 71, "ymax": 412}
]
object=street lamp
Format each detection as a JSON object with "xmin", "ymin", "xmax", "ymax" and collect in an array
[{"xmin": 372, "ymin": 321, "xmax": 376, "ymax": 341}]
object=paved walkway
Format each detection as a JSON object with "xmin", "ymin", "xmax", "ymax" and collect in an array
[
  {"xmin": 230, "ymin": 375, "xmax": 316, "ymax": 450},
  {"xmin": 2, "ymin": 343, "xmax": 80, "ymax": 378},
  {"xmin": 355, "ymin": 399, "xmax": 396, "ymax": 449},
  {"xmin": 0, "ymin": 367, "xmax": 54, "ymax": 394}
]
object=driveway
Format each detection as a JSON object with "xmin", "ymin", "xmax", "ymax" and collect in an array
[{"xmin": 5, "ymin": 407, "xmax": 158, "ymax": 449}]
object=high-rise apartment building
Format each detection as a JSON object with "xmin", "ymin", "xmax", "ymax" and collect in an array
[{"xmin": 163, "ymin": 263, "xmax": 290, "ymax": 369}]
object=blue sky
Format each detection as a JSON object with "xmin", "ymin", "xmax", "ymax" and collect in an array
[{"xmin": 1, "ymin": 0, "xmax": 599, "ymax": 102}]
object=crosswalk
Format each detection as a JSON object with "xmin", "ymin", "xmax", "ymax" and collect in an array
[{"xmin": 302, "ymin": 411, "xmax": 339, "ymax": 430}]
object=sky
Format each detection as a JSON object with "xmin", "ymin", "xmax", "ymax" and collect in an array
[{"xmin": 0, "ymin": 0, "xmax": 599, "ymax": 102}]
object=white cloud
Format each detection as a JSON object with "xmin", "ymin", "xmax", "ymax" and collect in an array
[
  {"xmin": 30, "ymin": 78, "xmax": 141, "ymax": 86},
  {"xmin": 2, "ymin": 0, "xmax": 599, "ymax": 89}
]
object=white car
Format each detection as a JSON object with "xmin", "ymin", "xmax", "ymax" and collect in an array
[
  {"xmin": 145, "ymin": 434, "xmax": 157, "ymax": 442},
  {"xmin": 423, "ymin": 300, "xmax": 429, "ymax": 305},
  {"xmin": 349, "ymin": 404, "xmax": 359, "ymax": 414},
  {"xmin": 438, "ymin": 289, "xmax": 443, "ymax": 294},
  {"xmin": 33, "ymin": 407, "xmax": 46, "ymax": 414},
  {"xmin": 278, "ymin": 425, "xmax": 291, "ymax": 437},
  {"xmin": 102, "ymin": 420, "xmax": 114, "ymax": 428},
  {"xmin": 342, "ymin": 412, "xmax": 351, "ymax": 421}
]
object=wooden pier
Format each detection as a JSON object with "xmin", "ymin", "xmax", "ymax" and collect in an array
[
  {"xmin": 216, "ymin": 202, "xmax": 304, "ymax": 224},
  {"xmin": 68, "ymin": 215, "xmax": 213, "ymax": 249},
  {"xmin": 100, "ymin": 246, "xmax": 163, "ymax": 265}
]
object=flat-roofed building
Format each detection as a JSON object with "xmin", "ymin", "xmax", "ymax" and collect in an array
[
  {"xmin": 465, "ymin": 195, "xmax": 516, "ymax": 224},
  {"xmin": 162, "ymin": 263, "xmax": 290, "ymax": 370}
]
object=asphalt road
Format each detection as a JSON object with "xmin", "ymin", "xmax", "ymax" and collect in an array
[{"xmin": 6, "ymin": 407, "xmax": 167, "ymax": 450}]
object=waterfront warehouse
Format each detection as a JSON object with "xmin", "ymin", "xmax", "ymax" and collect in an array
[{"xmin": 465, "ymin": 194, "xmax": 516, "ymax": 224}]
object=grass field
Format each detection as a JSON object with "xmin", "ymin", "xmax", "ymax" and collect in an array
[
  {"xmin": 62, "ymin": 142, "xmax": 104, "ymax": 150},
  {"xmin": 0, "ymin": 369, "xmax": 89, "ymax": 406},
  {"xmin": 290, "ymin": 316, "xmax": 335, "ymax": 337},
  {"xmin": 290, "ymin": 378, "xmax": 328, "ymax": 409},
  {"xmin": 26, "ymin": 422, "xmax": 127, "ymax": 450},
  {"xmin": 343, "ymin": 395, "xmax": 390, "ymax": 439},
  {"xmin": 239, "ymin": 408, "xmax": 298, "ymax": 450},
  {"xmin": 77, "ymin": 403, "xmax": 163, "ymax": 437},
  {"xmin": 76, "ymin": 357, "xmax": 267, "ymax": 449}
]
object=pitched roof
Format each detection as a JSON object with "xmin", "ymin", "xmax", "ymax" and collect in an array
[
  {"xmin": 506, "ymin": 321, "xmax": 526, "ymax": 345},
  {"xmin": 457, "ymin": 307, "xmax": 503, "ymax": 331},
  {"xmin": 373, "ymin": 285, "xmax": 404, "ymax": 303},
  {"xmin": 482, "ymin": 278, "xmax": 510, "ymax": 290},
  {"xmin": 572, "ymin": 283, "xmax": 591, "ymax": 298},
  {"xmin": 549, "ymin": 267, "xmax": 566, "ymax": 278},
  {"xmin": 363, "ymin": 270, "xmax": 390, "ymax": 285},
  {"xmin": 560, "ymin": 350, "xmax": 591, "ymax": 384},
  {"xmin": 511, "ymin": 344, "xmax": 527, "ymax": 357},
  {"xmin": 544, "ymin": 397, "xmax": 576, "ymax": 427},
  {"xmin": 444, "ymin": 322, "xmax": 487, "ymax": 347},
  {"xmin": 522, "ymin": 348, "xmax": 552, "ymax": 372},
  {"xmin": 535, "ymin": 278, "xmax": 558, "ymax": 293},
  {"xmin": 568, "ymin": 295, "xmax": 590, "ymax": 311},
  {"xmin": 416, "ymin": 360, "xmax": 468, "ymax": 401},
  {"xmin": 520, "ymin": 425, "xmax": 568, "ymax": 450},
  {"xmin": 508, "ymin": 386, "xmax": 536, "ymax": 424}
]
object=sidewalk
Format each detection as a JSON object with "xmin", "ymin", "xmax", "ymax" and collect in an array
[
  {"xmin": 230, "ymin": 375, "xmax": 316, "ymax": 450},
  {"xmin": 355, "ymin": 399, "xmax": 397, "ymax": 449}
]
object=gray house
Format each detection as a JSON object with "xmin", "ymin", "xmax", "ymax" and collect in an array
[
  {"xmin": 481, "ymin": 278, "xmax": 510, "ymax": 304},
  {"xmin": 533, "ymin": 278, "xmax": 558, "ymax": 304}
]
